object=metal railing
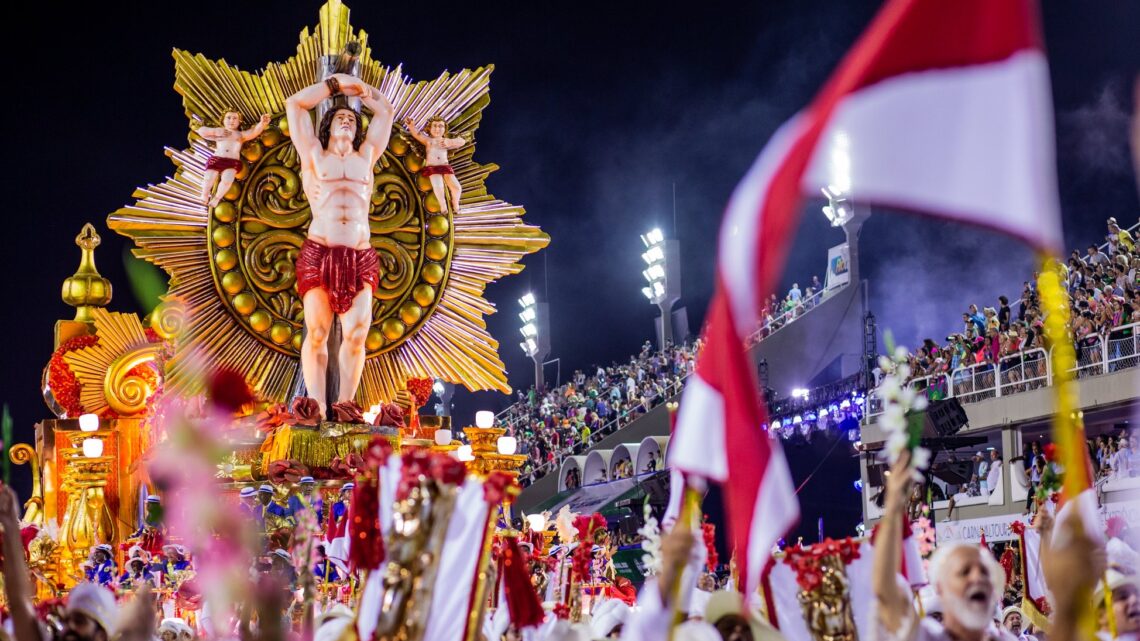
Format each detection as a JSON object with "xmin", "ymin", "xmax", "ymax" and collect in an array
[
  {"xmin": 865, "ymin": 323, "xmax": 1139, "ymax": 419},
  {"xmin": 746, "ymin": 288, "xmax": 828, "ymax": 346}
]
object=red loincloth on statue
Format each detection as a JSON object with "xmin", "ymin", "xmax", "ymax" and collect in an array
[
  {"xmin": 205, "ymin": 155, "xmax": 242, "ymax": 172},
  {"xmin": 420, "ymin": 164, "xmax": 454, "ymax": 177},
  {"xmin": 295, "ymin": 238, "xmax": 379, "ymax": 314}
]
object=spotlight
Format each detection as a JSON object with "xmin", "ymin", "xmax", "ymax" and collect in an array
[{"xmin": 853, "ymin": 480, "xmax": 863, "ymax": 492}]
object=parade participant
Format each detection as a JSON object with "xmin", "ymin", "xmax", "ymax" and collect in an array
[
  {"xmin": 1095, "ymin": 570, "xmax": 1139, "ymax": 639},
  {"xmin": 999, "ymin": 606, "xmax": 1036, "ymax": 641},
  {"xmin": 83, "ymin": 544, "xmax": 116, "ymax": 586},
  {"xmin": 196, "ymin": 109, "xmax": 271, "ymax": 208},
  {"xmin": 285, "ymin": 72, "xmax": 396, "ymax": 415},
  {"xmin": 257, "ymin": 484, "xmax": 274, "ymax": 507},
  {"xmin": 157, "ymin": 617, "xmax": 193, "ymax": 641},
  {"xmin": 271, "ymin": 548, "xmax": 298, "ymax": 590},
  {"xmin": 289, "ymin": 476, "xmax": 324, "ymax": 527},
  {"xmin": 118, "ymin": 546, "xmax": 154, "ymax": 591},
  {"xmin": 238, "ymin": 486, "xmax": 264, "ymax": 529},
  {"xmin": 60, "ymin": 583, "xmax": 119, "ymax": 641},
  {"xmin": 326, "ymin": 482, "xmax": 353, "ymax": 540},
  {"xmin": 161, "ymin": 544, "xmax": 192, "ymax": 573},
  {"xmin": 403, "ymin": 116, "xmax": 466, "ymax": 214},
  {"xmin": 312, "ymin": 544, "xmax": 340, "ymax": 583},
  {"xmin": 875, "ymin": 452, "xmax": 1103, "ymax": 641}
]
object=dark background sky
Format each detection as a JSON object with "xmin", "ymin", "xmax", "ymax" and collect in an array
[{"xmin": 2, "ymin": 2, "xmax": 1137, "ymax": 536}]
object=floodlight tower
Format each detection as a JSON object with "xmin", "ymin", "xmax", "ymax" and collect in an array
[
  {"xmin": 518, "ymin": 292, "xmax": 551, "ymax": 391},
  {"xmin": 819, "ymin": 133, "xmax": 870, "ymax": 284},
  {"xmin": 640, "ymin": 228, "xmax": 682, "ymax": 351}
]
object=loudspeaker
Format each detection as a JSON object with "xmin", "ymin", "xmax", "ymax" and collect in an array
[{"xmin": 919, "ymin": 398, "xmax": 968, "ymax": 438}]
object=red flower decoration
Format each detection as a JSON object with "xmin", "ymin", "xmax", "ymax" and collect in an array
[
  {"xmin": 364, "ymin": 437, "xmax": 393, "ymax": 469},
  {"xmin": 552, "ymin": 603, "xmax": 571, "ymax": 620},
  {"xmin": 1106, "ymin": 516, "xmax": 1127, "ymax": 539},
  {"xmin": 483, "ymin": 471, "xmax": 518, "ymax": 505},
  {"xmin": 290, "ymin": 397, "xmax": 322, "ymax": 426},
  {"xmin": 702, "ymin": 518, "xmax": 719, "ymax": 572},
  {"xmin": 46, "ymin": 335, "xmax": 100, "ymax": 417},
  {"xmin": 255, "ymin": 403, "xmax": 290, "ymax": 434},
  {"xmin": 1042, "ymin": 443, "xmax": 1057, "ymax": 462},
  {"xmin": 330, "ymin": 453, "xmax": 365, "ymax": 478},
  {"xmin": 268, "ymin": 460, "xmax": 309, "ymax": 485},
  {"xmin": 208, "ymin": 368, "xmax": 255, "ymax": 413},
  {"xmin": 783, "ymin": 537, "xmax": 862, "ymax": 592},
  {"xmin": 331, "ymin": 401, "xmax": 364, "ymax": 424},
  {"xmin": 1009, "ymin": 521, "xmax": 1026, "ymax": 535},
  {"xmin": 405, "ymin": 378, "xmax": 434, "ymax": 408},
  {"xmin": 1034, "ymin": 596, "xmax": 1052, "ymax": 616},
  {"xmin": 397, "ymin": 449, "xmax": 433, "ymax": 500},
  {"xmin": 372, "ymin": 403, "xmax": 406, "ymax": 428},
  {"xmin": 430, "ymin": 454, "xmax": 467, "ymax": 486}
]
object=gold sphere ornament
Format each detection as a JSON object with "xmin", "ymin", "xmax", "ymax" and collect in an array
[
  {"xmin": 215, "ymin": 249, "xmax": 238, "ymax": 270},
  {"xmin": 232, "ymin": 293, "xmax": 257, "ymax": 315},
  {"xmin": 381, "ymin": 318, "xmax": 406, "ymax": 341},
  {"xmin": 212, "ymin": 226, "xmax": 235, "ymax": 247},
  {"xmin": 213, "ymin": 202, "xmax": 237, "ymax": 223},
  {"xmin": 221, "ymin": 272, "xmax": 246, "ymax": 295},
  {"xmin": 365, "ymin": 328, "xmax": 384, "ymax": 351},
  {"xmin": 412, "ymin": 284, "xmax": 436, "ymax": 306},
  {"xmin": 399, "ymin": 302, "xmax": 423, "ymax": 325},
  {"xmin": 270, "ymin": 322, "xmax": 292, "ymax": 345},
  {"xmin": 425, "ymin": 240, "xmax": 448, "ymax": 261},
  {"xmin": 426, "ymin": 216, "xmax": 450, "ymax": 236},
  {"xmin": 249, "ymin": 310, "xmax": 272, "ymax": 332},
  {"xmin": 422, "ymin": 264, "xmax": 444, "ymax": 285}
]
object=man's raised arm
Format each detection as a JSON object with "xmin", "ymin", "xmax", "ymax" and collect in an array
[
  {"xmin": 286, "ymin": 81, "xmax": 335, "ymax": 158},
  {"xmin": 873, "ymin": 451, "xmax": 914, "ymax": 635}
]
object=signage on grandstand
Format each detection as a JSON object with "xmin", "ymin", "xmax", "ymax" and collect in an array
[
  {"xmin": 825, "ymin": 244, "xmax": 850, "ymax": 292},
  {"xmin": 936, "ymin": 513, "xmax": 1023, "ymax": 543}
]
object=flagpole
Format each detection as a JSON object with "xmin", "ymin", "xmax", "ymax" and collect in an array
[
  {"xmin": 1036, "ymin": 257, "xmax": 1098, "ymax": 639},
  {"xmin": 666, "ymin": 484, "xmax": 702, "ymax": 641}
]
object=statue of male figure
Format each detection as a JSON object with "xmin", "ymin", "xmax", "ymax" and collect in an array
[{"xmin": 286, "ymin": 73, "xmax": 395, "ymax": 415}]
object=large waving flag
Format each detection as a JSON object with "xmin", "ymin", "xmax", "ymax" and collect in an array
[{"xmin": 671, "ymin": 0, "xmax": 1062, "ymax": 596}]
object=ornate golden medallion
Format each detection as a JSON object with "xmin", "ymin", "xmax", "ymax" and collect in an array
[{"xmin": 109, "ymin": 0, "xmax": 548, "ymax": 406}]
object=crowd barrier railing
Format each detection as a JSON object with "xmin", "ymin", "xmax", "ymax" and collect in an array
[{"xmin": 864, "ymin": 323, "xmax": 1138, "ymax": 420}]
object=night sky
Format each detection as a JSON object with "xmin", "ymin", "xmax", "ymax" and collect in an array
[{"xmin": 3, "ymin": 2, "xmax": 1137, "ymax": 535}]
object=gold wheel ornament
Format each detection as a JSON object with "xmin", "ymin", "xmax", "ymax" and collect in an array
[
  {"xmin": 62, "ymin": 308, "xmax": 163, "ymax": 418},
  {"xmin": 108, "ymin": 0, "xmax": 548, "ymax": 406}
]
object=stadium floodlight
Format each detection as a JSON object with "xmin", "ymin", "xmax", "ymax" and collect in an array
[
  {"xmin": 820, "ymin": 181, "xmax": 853, "ymax": 228},
  {"xmin": 517, "ymin": 291, "xmax": 549, "ymax": 388},
  {"xmin": 641, "ymin": 245, "xmax": 665, "ymax": 265},
  {"xmin": 638, "ymin": 227, "xmax": 681, "ymax": 350}
]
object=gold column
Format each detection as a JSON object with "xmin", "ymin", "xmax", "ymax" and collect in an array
[{"xmin": 57, "ymin": 429, "xmax": 115, "ymax": 589}]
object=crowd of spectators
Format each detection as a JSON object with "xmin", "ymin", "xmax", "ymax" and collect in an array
[
  {"xmin": 747, "ymin": 275, "xmax": 827, "ymax": 346},
  {"xmin": 884, "ymin": 218, "xmax": 1138, "ymax": 395},
  {"xmin": 500, "ymin": 339, "xmax": 702, "ymax": 488}
]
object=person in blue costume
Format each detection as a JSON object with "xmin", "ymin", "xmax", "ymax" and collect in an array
[
  {"xmin": 83, "ymin": 544, "xmax": 116, "ymax": 586},
  {"xmin": 287, "ymin": 476, "xmax": 324, "ymax": 527}
]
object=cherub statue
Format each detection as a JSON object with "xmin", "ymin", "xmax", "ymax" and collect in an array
[
  {"xmin": 196, "ymin": 109, "xmax": 271, "ymax": 208},
  {"xmin": 403, "ymin": 116, "xmax": 466, "ymax": 214}
]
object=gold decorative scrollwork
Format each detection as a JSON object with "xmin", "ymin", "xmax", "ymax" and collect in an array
[
  {"xmin": 150, "ymin": 298, "xmax": 186, "ymax": 341},
  {"xmin": 105, "ymin": 344, "xmax": 162, "ymax": 416},
  {"xmin": 9, "ymin": 444, "xmax": 43, "ymax": 525},
  {"xmin": 242, "ymin": 230, "xmax": 303, "ymax": 293}
]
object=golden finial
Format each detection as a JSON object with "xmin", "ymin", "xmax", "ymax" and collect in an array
[{"xmin": 61, "ymin": 223, "xmax": 113, "ymax": 323}]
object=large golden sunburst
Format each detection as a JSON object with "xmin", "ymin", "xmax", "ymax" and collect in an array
[{"xmin": 108, "ymin": 0, "xmax": 548, "ymax": 406}]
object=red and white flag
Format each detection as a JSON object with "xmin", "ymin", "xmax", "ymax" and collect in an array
[{"xmin": 671, "ymin": 0, "xmax": 1062, "ymax": 596}]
